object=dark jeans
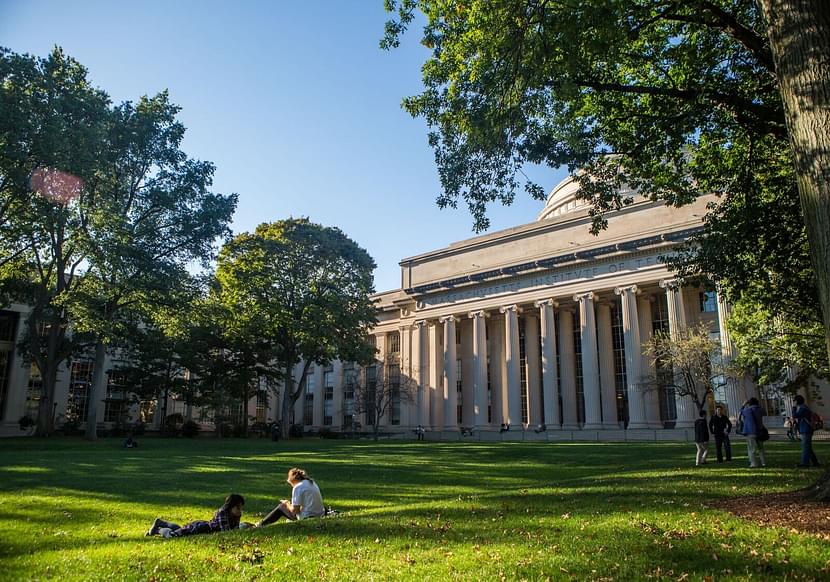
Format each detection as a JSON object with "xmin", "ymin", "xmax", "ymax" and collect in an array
[
  {"xmin": 800, "ymin": 431, "xmax": 820, "ymax": 467},
  {"xmin": 258, "ymin": 504, "xmax": 294, "ymax": 526},
  {"xmin": 714, "ymin": 434, "xmax": 732, "ymax": 462}
]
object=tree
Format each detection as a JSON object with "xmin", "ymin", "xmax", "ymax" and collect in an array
[
  {"xmin": 213, "ymin": 218, "xmax": 378, "ymax": 438},
  {"xmin": 69, "ymin": 91, "xmax": 236, "ymax": 441},
  {"xmin": 352, "ymin": 358, "xmax": 417, "ymax": 441},
  {"xmin": 643, "ymin": 322, "xmax": 727, "ymax": 415},
  {"xmin": 383, "ymin": 0, "xmax": 830, "ymax": 498},
  {"xmin": 0, "ymin": 47, "xmax": 110, "ymax": 435}
]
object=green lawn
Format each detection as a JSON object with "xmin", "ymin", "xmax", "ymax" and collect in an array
[{"xmin": 0, "ymin": 438, "xmax": 828, "ymax": 581}]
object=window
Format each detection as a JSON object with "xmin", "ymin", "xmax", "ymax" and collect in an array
[
  {"xmin": 456, "ymin": 358, "xmax": 463, "ymax": 424},
  {"xmin": 67, "ymin": 361, "xmax": 94, "ymax": 422},
  {"xmin": 573, "ymin": 305, "xmax": 585, "ymax": 424},
  {"xmin": 610, "ymin": 302, "xmax": 629, "ymax": 426},
  {"xmin": 652, "ymin": 295, "xmax": 677, "ymax": 424},
  {"xmin": 0, "ymin": 311, "xmax": 16, "ymax": 420},
  {"xmin": 343, "ymin": 365, "xmax": 356, "ymax": 428},
  {"xmin": 304, "ymin": 393, "xmax": 314, "ymax": 426},
  {"xmin": 519, "ymin": 319, "xmax": 528, "ymax": 425},
  {"xmin": 256, "ymin": 390, "xmax": 268, "ymax": 424},
  {"xmin": 365, "ymin": 365, "xmax": 377, "ymax": 425},
  {"xmin": 387, "ymin": 332, "xmax": 400, "ymax": 355},
  {"xmin": 25, "ymin": 363, "xmax": 43, "ymax": 420},
  {"xmin": 389, "ymin": 364, "xmax": 401, "ymax": 425},
  {"xmin": 139, "ymin": 400, "xmax": 157, "ymax": 424},
  {"xmin": 699, "ymin": 291, "xmax": 717, "ymax": 313},
  {"xmin": 104, "ymin": 371, "xmax": 128, "ymax": 423},
  {"xmin": 323, "ymin": 370, "xmax": 334, "ymax": 425}
]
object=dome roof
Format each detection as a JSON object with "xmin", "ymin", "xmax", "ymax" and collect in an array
[{"xmin": 536, "ymin": 175, "xmax": 589, "ymax": 221}]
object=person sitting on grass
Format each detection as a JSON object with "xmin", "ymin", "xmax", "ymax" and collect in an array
[
  {"xmin": 146, "ymin": 493, "xmax": 245, "ymax": 538},
  {"xmin": 257, "ymin": 468, "xmax": 324, "ymax": 526}
]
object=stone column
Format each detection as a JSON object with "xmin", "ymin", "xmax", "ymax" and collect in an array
[
  {"xmin": 411, "ymin": 321, "xmax": 428, "ymax": 427},
  {"xmin": 535, "ymin": 299, "xmax": 560, "ymax": 429},
  {"xmin": 399, "ymin": 325, "xmax": 412, "ymax": 427},
  {"xmin": 460, "ymin": 317, "xmax": 474, "ymax": 427},
  {"xmin": 574, "ymin": 292, "xmax": 603, "ymax": 430},
  {"xmin": 558, "ymin": 308, "xmax": 579, "ymax": 429},
  {"xmin": 524, "ymin": 311, "xmax": 543, "ymax": 426},
  {"xmin": 638, "ymin": 295, "xmax": 662, "ymax": 428},
  {"xmin": 469, "ymin": 310, "xmax": 490, "ymax": 430},
  {"xmin": 616, "ymin": 285, "xmax": 647, "ymax": 429},
  {"xmin": 595, "ymin": 301, "xmax": 618, "ymax": 428},
  {"xmin": 489, "ymin": 313, "xmax": 506, "ymax": 426},
  {"xmin": 499, "ymin": 304, "xmax": 523, "ymax": 428},
  {"xmin": 428, "ymin": 321, "xmax": 443, "ymax": 430},
  {"xmin": 440, "ymin": 315, "xmax": 459, "ymax": 430},
  {"xmin": 661, "ymin": 280, "xmax": 696, "ymax": 428},
  {"xmin": 716, "ymin": 291, "xmax": 744, "ymax": 419},
  {"xmin": 331, "ymin": 360, "xmax": 344, "ymax": 429}
]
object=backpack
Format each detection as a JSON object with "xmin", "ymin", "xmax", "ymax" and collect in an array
[{"xmin": 808, "ymin": 411, "xmax": 824, "ymax": 431}]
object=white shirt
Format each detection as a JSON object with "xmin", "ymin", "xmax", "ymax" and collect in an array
[{"xmin": 291, "ymin": 479, "xmax": 325, "ymax": 519}]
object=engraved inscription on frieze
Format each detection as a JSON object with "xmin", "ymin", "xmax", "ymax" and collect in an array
[{"xmin": 416, "ymin": 253, "xmax": 666, "ymax": 309}]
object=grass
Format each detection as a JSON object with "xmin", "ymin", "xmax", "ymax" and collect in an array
[{"xmin": 0, "ymin": 438, "xmax": 829, "ymax": 581}]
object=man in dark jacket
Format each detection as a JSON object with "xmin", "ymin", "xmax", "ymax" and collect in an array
[
  {"xmin": 792, "ymin": 395, "xmax": 820, "ymax": 468},
  {"xmin": 709, "ymin": 405, "xmax": 732, "ymax": 462},
  {"xmin": 694, "ymin": 409, "xmax": 709, "ymax": 466}
]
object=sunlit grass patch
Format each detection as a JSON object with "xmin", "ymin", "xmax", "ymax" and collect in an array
[{"xmin": 0, "ymin": 438, "xmax": 828, "ymax": 580}]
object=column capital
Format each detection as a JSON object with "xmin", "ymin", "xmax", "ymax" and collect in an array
[
  {"xmin": 659, "ymin": 278, "xmax": 680, "ymax": 290},
  {"xmin": 614, "ymin": 284, "xmax": 640, "ymax": 297},
  {"xmin": 533, "ymin": 298, "xmax": 559, "ymax": 309},
  {"xmin": 410, "ymin": 320, "xmax": 427, "ymax": 330},
  {"xmin": 499, "ymin": 304, "xmax": 523, "ymax": 314},
  {"xmin": 467, "ymin": 310, "xmax": 490, "ymax": 319},
  {"xmin": 572, "ymin": 291, "xmax": 595, "ymax": 302},
  {"xmin": 438, "ymin": 314, "xmax": 459, "ymax": 324}
]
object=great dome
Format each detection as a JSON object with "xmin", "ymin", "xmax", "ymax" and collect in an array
[{"xmin": 536, "ymin": 175, "xmax": 590, "ymax": 221}]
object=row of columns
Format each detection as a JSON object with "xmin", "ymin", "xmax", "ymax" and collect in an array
[{"xmin": 409, "ymin": 280, "xmax": 695, "ymax": 431}]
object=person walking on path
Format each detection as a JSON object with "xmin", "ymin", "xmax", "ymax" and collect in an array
[
  {"xmin": 709, "ymin": 405, "xmax": 732, "ymax": 462},
  {"xmin": 792, "ymin": 395, "xmax": 821, "ymax": 468},
  {"xmin": 694, "ymin": 409, "xmax": 710, "ymax": 466},
  {"xmin": 740, "ymin": 397, "xmax": 767, "ymax": 468}
]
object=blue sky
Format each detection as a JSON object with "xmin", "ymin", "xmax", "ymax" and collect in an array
[{"xmin": 0, "ymin": 0, "xmax": 566, "ymax": 292}]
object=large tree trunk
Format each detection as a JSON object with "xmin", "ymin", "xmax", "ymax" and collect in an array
[
  {"xmin": 760, "ymin": 0, "xmax": 830, "ymax": 500},
  {"xmin": 84, "ymin": 340, "xmax": 107, "ymax": 441},
  {"xmin": 33, "ymin": 316, "xmax": 65, "ymax": 436}
]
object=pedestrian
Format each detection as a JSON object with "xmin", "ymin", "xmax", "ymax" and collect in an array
[
  {"xmin": 792, "ymin": 395, "xmax": 821, "ymax": 468},
  {"xmin": 708, "ymin": 405, "xmax": 732, "ymax": 462},
  {"xmin": 739, "ymin": 397, "xmax": 767, "ymax": 468},
  {"xmin": 415, "ymin": 425, "xmax": 425, "ymax": 441},
  {"xmin": 694, "ymin": 409, "xmax": 709, "ymax": 466},
  {"xmin": 146, "ymin": 493, "xmax": 245, "ymax": 538},
  {"xmin": 257, "ymin": 467, "xmax": 325, "ymax": 526}
]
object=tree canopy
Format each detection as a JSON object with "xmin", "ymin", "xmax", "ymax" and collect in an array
[{"xmin": 213, "ymin": 218, "xmax": 378, "ymax": 437}]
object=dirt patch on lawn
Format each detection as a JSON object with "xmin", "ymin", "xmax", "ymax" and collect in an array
[{"xmin": 715, "ymin": 489, "xmax": 830, "ymax": 538}]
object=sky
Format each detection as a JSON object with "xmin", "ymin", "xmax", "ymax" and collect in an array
[{"xmin": 0, "ymin": 0, "xmax": 567, "ymax": 292}]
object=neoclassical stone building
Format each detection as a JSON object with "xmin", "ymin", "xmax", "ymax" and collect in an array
[
  {"xmin": 283, "ymin": 176, "xmax": 824, "ymax": 439},
  {"xmin": 1, "ymin": 176, "xmax": 820, "ymax": 438}
]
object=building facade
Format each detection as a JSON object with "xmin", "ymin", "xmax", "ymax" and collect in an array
[{"xmin": 0, "ymin": 176, "xmax": 824, "ymax": 438}]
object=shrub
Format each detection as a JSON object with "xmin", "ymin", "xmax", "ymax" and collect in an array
[
  {"xmin": 18, "ymin": 416, "xmax": 35, "ymax": 432},
  {"xmin": 181, "ymin": 420, "xmax": 200, "ymax": 438},
  {"xmin": 289, "ymin": 423, "xmax": 304, "ymax": 438}
]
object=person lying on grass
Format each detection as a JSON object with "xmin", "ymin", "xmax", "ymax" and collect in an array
[
  {"xmin": 146, "ymin": 493, "xmax": 248, "ymax": 538},
  {"xmin": 256, "ymin": 467, "xmax": 324, "ymax": 526}
]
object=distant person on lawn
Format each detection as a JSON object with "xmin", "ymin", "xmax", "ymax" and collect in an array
[
  {"xmin": 792, "ymin": 395, "xmax": 821, "ymax": 468},
  {"xmin": 708, "ymin": 405, "xmax": 732, "ymax": 462},
  {"xmin": 147, "ymin": 494, "xmax": 245, "ymax": 538},
  {"xmin": 257, "ymin": 467, "xmax": 325, "ymax": 526},
  {"xmin": 694, "ymin": 409, "xmax": 709, "ymax": 466},
  {"xmin": 740, "ymin": 397, "xmax": 767, "ymax": 468}
]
